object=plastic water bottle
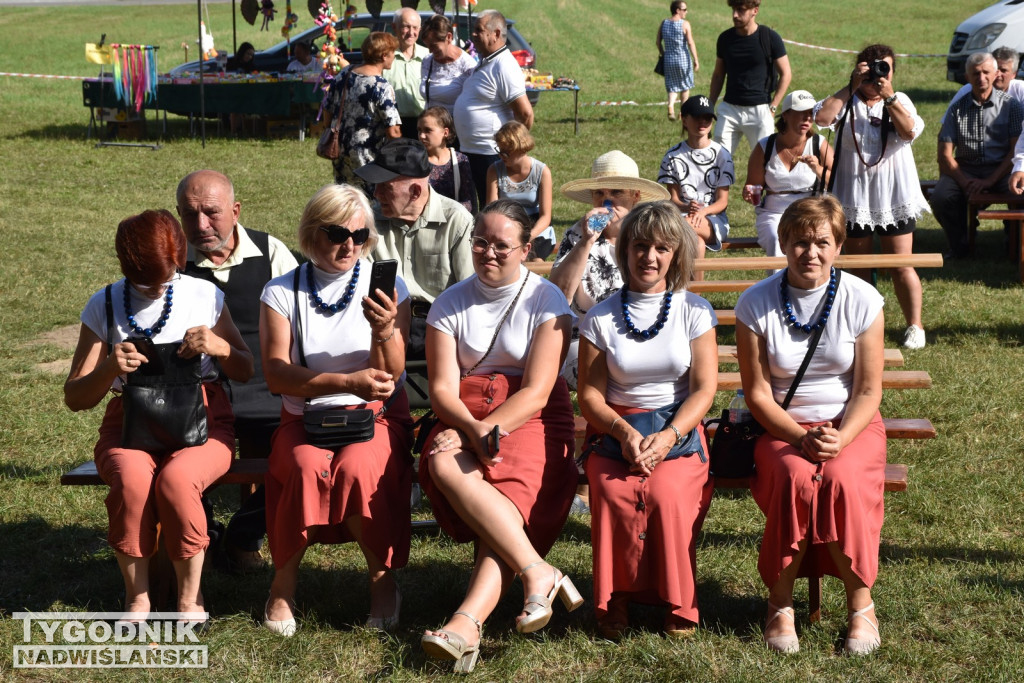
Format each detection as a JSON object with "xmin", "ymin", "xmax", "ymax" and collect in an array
[
  {"xmin": 728, "ymin": 390, "xmax": 752, "ymax": 424},
  {"xmin": 586, "ymin": 199, "xmax": 614, "ymax": 233}
]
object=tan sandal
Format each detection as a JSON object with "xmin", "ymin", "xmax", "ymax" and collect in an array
[
  {"xmin": 421, "ymin": 611, "xmax": 481, "ymax": 674},
  {"xmin": 763, "ymin": 602, "xmax": 798, "ymax": 653},
  {"xmin": 844, "ymin": 602, "xmax": 880, "ymax": 655},
  {"xmin": 516, "ymin": 561, "xmax": 584, "ymax": 634}
]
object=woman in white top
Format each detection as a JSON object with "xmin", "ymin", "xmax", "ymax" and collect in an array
[
  {"xmin": 419, "ymin": 200, "xmax": 579, "ymax": 674},
  {"xmin": 814, "ymin": 44, "xmax": 930, "ymax": 350},
  {"xmin": 744, "ymin": 90, "xmax": 833, "ymax": 256},
  {"xmin": 736, "ymin": 195, "xmax": 886, "ymax": 656},
  {"xmin": 260, "ymin": 184, "xmax": 413, "ymax": 636},
  {"xmin": 577, "ymin": 201, "xmax": 717, "ymax": 639},
  {"xmin": 420, "ymin": 14, "xmax": 477, "ymax": 112},
  {"xmin": 64, "ymin": 209, "xmax": 253, "ymax": 621}
]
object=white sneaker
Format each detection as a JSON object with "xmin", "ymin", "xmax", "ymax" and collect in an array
[{"xmin": 902, "ymin": 325, "xmax": 926, "ymax": 350}]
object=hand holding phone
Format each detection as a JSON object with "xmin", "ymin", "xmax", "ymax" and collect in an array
[{"xmin": 367, "ymin": 259, "xmax": 398, "ymax": 307}]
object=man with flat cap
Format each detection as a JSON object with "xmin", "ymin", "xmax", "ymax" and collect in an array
[{"xmin": 355, "ymin": 138, "xmax": 474, "ymax": 359}]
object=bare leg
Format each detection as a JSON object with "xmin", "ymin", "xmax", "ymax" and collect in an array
[
  {"xmin": 345, "ymin": 515, "xmax": 398, "ymax": 621},
  {"xmin": 764, "ymin": 539, "xmax": 808, "ymax": 642},
  {"xmin": 825, "ymin": 542, "xmax": 877, "ymax": 642},
  {"xmin": 423, "ymin": 542, "xmax": 515, "ymax": 648},
  {"xmin": 265, "ymin": 527, "xmax": 317, "ymax": 622},
  {"xmin": 172, "ymin": 552, "xmax": 206, "ymax": 617},
  {"xmin": 842, "ymin": 234, "xmax": 873, "ymax": 284},
  {"xmin": 679, "ymin": 89, "xmax": 690, "ymax": 106},
  {"xmin": 428, "ymin": 448, "xmax": 557, "ymax": 604},
  {"xmin": 115, "ymin": 551, "xmax": 151, "ymax": 617},
  {"xmin": 880, "ymin": 232, "xmax": 923, "ymax": 329},
  {"xmin": 668, "ymin": 91, "xmax": 679, "ymax": 119}
]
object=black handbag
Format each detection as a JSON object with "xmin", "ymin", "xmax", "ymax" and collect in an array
[
  {"xmin": 121, "ymin": 341, "xmax": 208, "ymax": 452},
  {"xmin": 654, "ymin": 55, "xmax": 665, "ymax": 76},
  {"xmin": 103, "ymin": 285, "xmax": 208, "ymax": 452},
  {"xmin": 582, "ymin": 400, "xmax": 706, "ymax": 465},
  {"xmin": 292, "ymin": 266, "xmax": 392, "ymax": 450},
  {"xmin": 708, "ymin": 270, "xmax": 840, "ymax": 478}
]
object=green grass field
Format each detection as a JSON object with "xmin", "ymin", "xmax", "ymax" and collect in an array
[{"xmin": 2, "ymin": 0, "xmax": 1024, "ymax": 680}]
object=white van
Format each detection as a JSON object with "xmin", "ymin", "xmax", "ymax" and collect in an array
[{"xmin": 947, "ymin": 0, "xmax": 1024, "ymax": 83}]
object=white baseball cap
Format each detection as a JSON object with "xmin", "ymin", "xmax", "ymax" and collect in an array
[{"xmin": 780, "ymin": 90, "xmax": 816, "ymax": 114}]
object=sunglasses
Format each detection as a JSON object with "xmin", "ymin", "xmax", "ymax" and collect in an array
[{"xmin": 319, "ymin": 225, "xmax": 370, "ymax": 245}]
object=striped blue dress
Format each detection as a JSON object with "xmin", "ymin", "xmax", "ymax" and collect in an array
[{"xmin": 661, "ymin": 19, "xmax": 694, "ymax": 92}]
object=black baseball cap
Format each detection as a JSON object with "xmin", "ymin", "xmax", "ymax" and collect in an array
[
  {"xmin": 354, "ymin": 138, "xmax": 431, "ymax": 183},
  {"xmin": 680, "ymin": 94, "xmax": 716, "ymax": 119}
]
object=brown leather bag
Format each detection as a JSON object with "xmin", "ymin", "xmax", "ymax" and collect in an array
[{"xmin": 316, "ymin": 75, "xmax": 349, "ymax": 160}]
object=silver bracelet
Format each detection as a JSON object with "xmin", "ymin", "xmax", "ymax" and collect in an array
[
  {"xmin": 375, "ymin": 329, "xmax": 395, "ymax": 344},
  {"xmin": 609, "ymin": 416, "xmax": 622, "ymax": 433},
  {"xmin": 667, "ymin": 424, "xmax": 684, "ymax": 446}
]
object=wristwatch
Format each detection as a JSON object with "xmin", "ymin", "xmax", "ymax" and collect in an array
[
  {"xmin": 769, "ymin": 105, "xmax": 778, "ymax": 113},
  {"xmin": 668, "ymin": 424, "xmax": 684, "ymax": 447},
  {"xmin": 884, "ymin": 94, "xmax": 898, "ymax": 106}
]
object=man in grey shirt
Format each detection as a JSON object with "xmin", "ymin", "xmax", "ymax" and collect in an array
[{"xmin": 932, "ymin": 52, "xmax": 1023, "ymax": 258}]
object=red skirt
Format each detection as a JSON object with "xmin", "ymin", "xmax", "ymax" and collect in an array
[
  {"xmin": 418, "ymin": 374, "xmax": 577, "ymax": 556},
  {"xmin": 751, "ymin": 412, "xmax": 887, "ymax": 588},
  {"xmin": 264, "ymin": 391, "xmax": 413, "ymax": 568},
  {"xmin": 584, "ymin": 404, "xmax": 712, "ymax": 621}
]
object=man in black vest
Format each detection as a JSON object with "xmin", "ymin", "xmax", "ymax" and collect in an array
[{"xmin": 177, "ymin": 169, "xmax": 298, "ymax": 572}]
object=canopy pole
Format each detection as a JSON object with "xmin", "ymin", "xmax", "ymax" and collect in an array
[{"xmin": 197, "ymin": 0, "xmax": 206, "ymax": 146}]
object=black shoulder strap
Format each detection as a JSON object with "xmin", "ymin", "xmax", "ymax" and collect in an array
[
  {"xmin": 104, "ymin": 284, "xmax": 114, "ymax": 354},
  {"xmin": 780, "ymin": 269, "xmax": 842, "ymax": 409},
  {"xmin": 293, "ymin": 266, "xmax": 307, "ymax": 368},
  {"xmin": 812, "ymin": 133, "xmax": 820, "ymax": 159},
  {"xmin": 827, "ymin": 98, "xmax": 851, "ymax": 195},
  {"xmin": 762, "ymin": 133, "xmax": 777, "ymax": 172}
]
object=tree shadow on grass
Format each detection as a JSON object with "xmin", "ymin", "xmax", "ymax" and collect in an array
[
  {"xmin": 924, "ymin": 321, "xmax": 1024, "ymax": 347},
  {"xmin": 880, "ymin": 541, "xmax": 1019, "ymax": 566}
]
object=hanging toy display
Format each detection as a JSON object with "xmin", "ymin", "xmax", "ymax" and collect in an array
[
  {"xmin": 199, "ymin": 21, "xmax": 217, "ymax": 61},
  {"xmin": 281, "ymin": 1, "xmax": 299, "ymax": 38},
  {"xmin": 344, "ymin": 4, "xmax": 357, "ymax": 47},
  {"xmin": 260, "ymin": 0, "xmax": 278, "ymax": 31},
  {"xmin": 316, "ymin": 1, "xmax": 347, "ymax": 78}
]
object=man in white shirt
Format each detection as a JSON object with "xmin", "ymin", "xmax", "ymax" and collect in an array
[
  {"xmin": 453, "ymin": 9, "xmax": 534, "ymax": 207},
  {"xmin": 286, "ymin": 41, "xmax": 320, "ymax": 73},
  {"xmin": 383, "ymin": 8, "xmax": 428, "ymax": 140}
]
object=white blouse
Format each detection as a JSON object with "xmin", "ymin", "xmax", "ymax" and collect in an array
[
  {"xmin": 735, "ymin": 270, "xmax": 884, "ymax": 423},
  {"xmin": 427, "ymin": 265, "xmax": 573, "ymax": 377},
  {"xmin": 80, "ymin": 274, "xmax": 224, "ymax": 389},
  {"xmin": 261, "ymin": 260, "xmax": 410, "ymax": 413},
  {"xmin": 420, "ymin": 50, "xmax": 478, "ymax": 112},
  {"xmin": 759, "ymin": 134, "xmax": 823, "ymax": 214},
  {"xmin": 814, "ymin": 92, "xmax": 930, "ymax": 229},
  {"xmin": 580, "ymin": 288, "xmax": 716, "ymax": 410}
]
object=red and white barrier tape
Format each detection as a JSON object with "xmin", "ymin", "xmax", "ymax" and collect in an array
[
  {"xmin": 782, "ymin": 39, "xmax": 945, "ymax": 59},
  {"xmin": 0, "ymin": 72, "xmax": 89, "ymax": 80}
]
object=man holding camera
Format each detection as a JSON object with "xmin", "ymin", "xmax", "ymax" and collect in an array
[
  {"xmin": 932, "ymin": 52, "xmax": 1023, "ymax": 259},
  {"xmin": 707, "ymin": 0, "xmax": 791, "ymax": 156}
]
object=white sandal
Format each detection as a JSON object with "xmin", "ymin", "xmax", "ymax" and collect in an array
[
  {"xmin": 763, "ymin": 602, "xmax": 799, "ymax": 653},
  {"xmin": 515, "ymin": 561, "xmax": 584, "ymax": 634},
  {"xmin": 421, "ymin": 611, "xmax": 481, "ymax": 673},
  {"xmin": 845, "ymin": 602, "xmax": 881, "ymax": 655}
]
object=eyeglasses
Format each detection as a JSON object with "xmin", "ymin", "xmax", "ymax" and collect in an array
[
  {"xmin": 470, "ymin": 236, "xmax": 524, "ymax": 258},
  {"xmin": 319, "ymin": 225, "xmax": 370, "ymax": 245}
]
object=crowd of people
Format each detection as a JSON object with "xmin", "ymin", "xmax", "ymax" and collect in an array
[{"xmin": 62, "ymin": 0, "xmax": 1024, "ymax": 672}]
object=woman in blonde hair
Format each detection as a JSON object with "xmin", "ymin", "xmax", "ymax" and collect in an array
[
  {"xmin": 260, "ymin": 183, "xmax": 413, "ymax": 636},
  {"xmin": 577, "ymin": 200, "xmax": 717, "ymax": 639}
]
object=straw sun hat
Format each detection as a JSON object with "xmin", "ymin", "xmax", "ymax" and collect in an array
[{"xmin": 560, "ymin": 150, "xmax": 670, "ymax": 204}]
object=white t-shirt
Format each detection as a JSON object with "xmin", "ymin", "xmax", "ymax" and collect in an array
[
  {"xmin": 261, "ymin": 260, "xmax": 410, "ymax": 414},
  {"xmin": 735, "ymin": 270, "xmax": 884, "ymax": 423},
  {"xmin": 80, "ymin": 274, "xmax": 224, "ymax": 389},
  {"xmin": 1013, "ymin": 133, "xmax": 1024, "ymax": 174},
  {"xmin": 287, "ymin": 58, "xmax": 321, "ymax": 73},
  {"xmin": 580, "ymin": 289, "xmax": 716, "ymax": 409},
  {"xmin": 427, "ymin": 265, "xmax": 573, "ymax": 376},
  {"xmin": 658, "ymin": 139, "xmax": 734, "ymax": 250},
  {"xmin": 453, "ymin": 46, "xmax": 527, "ymax": 155},
  {"xmin": 420, "ymin": 50, "xmax": 478, "ymax": 112}
]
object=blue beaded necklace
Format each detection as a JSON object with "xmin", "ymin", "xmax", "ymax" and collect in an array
[
  {"xmin": 307, "ymin": 260, "xmax": 360, "ymax": 315},
  {"xmin": 123, "ymin": 282, "xmax": 173, "ymax": 338},
  {"xmin": 620, "ymin": 287, "xmax": 672, "ymax": 340},
  {"xmin": 780, "ymin": 267, "xmax": 837, "ymax": 333}
]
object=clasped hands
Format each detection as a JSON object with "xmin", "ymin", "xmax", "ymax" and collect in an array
[
  {"xmin": 615, "ymin": 422, "xmax": 675, "ymax": 476},
  {"xmin": 799, "ymin": 421, "xmax": 842, "ymax": 462}
]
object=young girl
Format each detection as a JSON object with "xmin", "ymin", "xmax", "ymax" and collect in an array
[
  {"xmin": 418, "ymin": 106, "xmax": 475, "ymax": 214},
  {"xmin": 485, "ymin": 121, "xmax": 555, "ymax": 260},
  {"xmin": 657, "ymin": 0, "xmax": 699, "ymax": 120},
  {"xmin": 658, "ymin": 95, "xmax": 734, "ymax": 254}
]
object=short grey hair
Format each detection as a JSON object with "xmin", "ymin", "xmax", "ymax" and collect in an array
[
  {"xmin": 992, "ymin": 46, "xmax": 1019, "ymax": 65},
  {"xmin": 966, "ymin": 52, "xmax": 996, "ymax": 72},
  {"xmin": 477, "ymin": 9, "xmax": 507, "ymax": 37},
  {"xmin": 394, "ymin": 7, "xmax": 420, "ymax": 28}
]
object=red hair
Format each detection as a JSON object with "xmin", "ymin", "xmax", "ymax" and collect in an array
[{"xmin": 115, "ymin": 209, "xmax": 186, "ymax": 287}]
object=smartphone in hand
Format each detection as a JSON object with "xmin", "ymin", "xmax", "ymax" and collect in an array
[{"xmin": 368, "ymin": 259, "xmax": 398, "ymax": 307}]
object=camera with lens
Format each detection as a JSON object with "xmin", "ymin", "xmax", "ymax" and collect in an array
[{"xmin": 867, "ymin": 59, "xmax": 890, "ymax": 81}]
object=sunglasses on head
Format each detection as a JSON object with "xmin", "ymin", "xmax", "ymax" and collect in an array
[{"xmin": 319, "ymin": 225, "xmax": 370, "ymax": 245}]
